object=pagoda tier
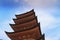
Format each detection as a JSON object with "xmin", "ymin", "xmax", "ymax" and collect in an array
[
  {"xmin": 10, "ymin": 17, "xmax": 38, "ymax": 32},
  {"xmin": 13, "ymin": 14, "xmax": 35, "ymax": 24},
  {"xmin": 5, "ymin": 23, "xmax": 43, "ymax": 40},
  {"xmin": 15, "ymin": 9, "xmax": 35, "ymax": 19}
]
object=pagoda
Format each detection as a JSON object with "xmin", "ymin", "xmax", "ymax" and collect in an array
[{"xmin": 5, "ymin": 9, "xmax": 45, "ymax": 40}]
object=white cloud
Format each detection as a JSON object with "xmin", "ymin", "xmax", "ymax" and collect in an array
[
  {"xmin": 46, "ymin": 33, "xmax": 60, "ymax": 40},
  {"xmin": 34, "ymin": 9, "xmax": 59, "ymax": 29},
  {"xmin": 46, "ymin": 37, "xmax": 58, "ymax": 40},
  {"xmin": 24, "ymin": 0, "xmax": 58, "ymax": 8},
  {"xmin": 34, "ymin": 9, "xmax": 60, "ymax": 40},
  {"xmin": 0, "ymin": 19, "xmax": 14, "ymax": 40},
  {"xmin": 0, "ymin": 19, "xmax": 14, "ymax": 32}
]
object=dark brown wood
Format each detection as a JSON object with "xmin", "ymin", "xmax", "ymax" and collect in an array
[
  {"xmin": 5, "ymin": 9, "xmax": 45, "ymax": 40},
  {"xmin": 36, "ymin": 34, "xmax": 45, "ymax": 40},
  {"xmin": 5, "ymin": 24, "xmax": 40, "ymax": 40},
  {"xmin": 42, "ymin": 34, "xmax": 45, "ymax": 40},
  {"xmin": 10, "ymin": 17, "xmax": 38, "ymax": 32},
  {"xmin": 15, "ymin": 9, "xmax": 35, "ymax": 19},
  {"xmin": 13, "ymin": 14, "xmax": 35, "ymax": 24}
]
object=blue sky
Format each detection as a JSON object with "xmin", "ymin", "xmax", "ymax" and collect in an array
[{"xmin": 0, "ymin": 0, "xmax": 60, "ymax": 40}]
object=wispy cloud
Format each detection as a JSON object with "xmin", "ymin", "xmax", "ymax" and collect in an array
[
  {"xmin": 0, "ymin": 0, "xmax": 60, "ymax": 40},
  {"xmin": 34, "ymin": 9, "xmax": 60, "ymax": 40},
  {"xmin": 0, "ymin": 18, "xmax": 14, "ymax": 40},
  {"xmin": 24, "ymin": 0, "xmax": 58, "ymax": 8}
]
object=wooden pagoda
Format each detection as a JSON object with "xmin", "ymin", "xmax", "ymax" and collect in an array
[{"xmin": 5, "ymin": 9, "xmax": 45, "ymax": 40}]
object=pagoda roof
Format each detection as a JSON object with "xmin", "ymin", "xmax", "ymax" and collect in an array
[
  {"xmin": 5, "ymin": 23, "xmax": 41, "ymax": 40},
  {"xmin": 5, "ymin": 23, "xmax": 40, "ymax": 34},
  {"xmin": 9, "ymin": 17, "xmax": 38, "ymax": 27},
  {"xmin": 4, "ymin": 9, "xmax": 45, "ymax": 40},
  {"xmin": 9, "ymin": 17, "xmax": 38, "ymax": 32},
  {"xmin": 15, "ymin": 9, "xmax": 35, "ymax": 19},
  {"xmin": 13, "ymin": 14, "xmax": 35, "ymax": 24}
]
